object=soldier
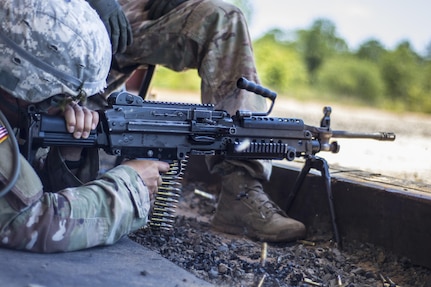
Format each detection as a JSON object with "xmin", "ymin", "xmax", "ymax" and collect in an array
[
  {"xmin": 0, "ymin": 0, "xmax": 170, "ymax": 252},
  {"xmin": 87, "ymin": 0, "xmax": 306, "ymax": 242}
]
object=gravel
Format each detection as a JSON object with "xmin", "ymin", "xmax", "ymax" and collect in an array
[
  {"xmin": 122, "ymin": 90, "xmax": 431, "ymax": 286},
  {"xmin": 130, "ymin": 182, "xmax": 431, "ymax": 287}
]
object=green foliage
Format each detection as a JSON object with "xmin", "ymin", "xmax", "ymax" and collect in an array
[
  {"xmin": 150, "ymin": 66, "xmax": 200, "ymax": 92},
  {"xmin": 403, "ymin": 59, "xmax": 431, "ymax": 113},
  {"xmin": 422, "ymin": 61, "xmax": 431, "ymax": 92},
  {"xmin": 426, "ymin": 41, "xmax": 431, "ymax": 60},
  {"xmin": 253, "ymin": 30, "xmax": 308, "ymax": 93},
  {"xmin": 356, "ymin": 39, "xmax": 387, "ymax": 62},
  {"xmin": 379, "ymin": 41, "xmax": 421, "ymax": 100},
  {"xmin": 145, "ymin": 16, "xmax": 431, "ymax": 114},
  {"xmin": 296, "ymin": 19, "xmax": 348, "ymax": 84},
  {"xmin": 317, "ymin": 56, "xmax": 385, "ymax": 103}
]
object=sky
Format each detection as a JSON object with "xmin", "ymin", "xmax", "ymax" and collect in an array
[{"xmin": 247, "ymin": 0, "xmax": 431, "ymax": 55}]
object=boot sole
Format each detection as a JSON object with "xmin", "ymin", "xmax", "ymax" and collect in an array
[{"xmin": 212, "ymin": 218, "xmax": 305, "ymax": 242}]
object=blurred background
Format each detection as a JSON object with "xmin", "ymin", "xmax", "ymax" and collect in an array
[
  {"xmin": 141, "ymin": 1, "xmax": 431, "ymax": 184},
  {"xmin": 149, "ymin": 0, "xmax": 431, "ymax": 115}
]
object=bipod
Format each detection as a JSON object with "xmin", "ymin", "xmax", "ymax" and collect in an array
[{"xmin": 285, "ymin": 155, "xmax": 341, "ymax": 248}]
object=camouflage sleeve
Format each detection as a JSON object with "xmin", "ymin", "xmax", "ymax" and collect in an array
[{"xmin": 0, "ymin": 141, "xmax": 150, "ymax": 252}]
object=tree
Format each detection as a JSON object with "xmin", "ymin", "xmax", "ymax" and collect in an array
[
  {"xmin": 380, "ymin": 41, "xmax": 421, "ymax": 104},
  {"xmin": 253, "ymin": 30, "xmax": 307, "ymax": 92},
  {"xmin": 296, "ymin": 19, "xmax": 348, "ymax": 84},
  {"xmin": 317, "ymin": 56, "xmax": 385, "ymax": 103},
  {"xmin": 356, "ymin": 39, "xmax": 387, "ymax": 63},
  {"xmin": 425, "ymin": 40, "xmax": 431, "ymax": 60}
]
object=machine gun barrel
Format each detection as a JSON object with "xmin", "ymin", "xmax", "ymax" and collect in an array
[{"xmin": 332, "ymin": 130, "xmax": 396, "ymax": 141}]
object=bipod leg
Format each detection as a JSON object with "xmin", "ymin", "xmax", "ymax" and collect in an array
[
  {"xmin": 285, "ymin": 156, "xmax": 341, "ymax": 248},
  {"xmin": 315, "ymin": 157, "xmax": 341, "ymax": 248},
  {"xmin": 285, "ymin": 158, "xmax": 312, "ymax": 212}
]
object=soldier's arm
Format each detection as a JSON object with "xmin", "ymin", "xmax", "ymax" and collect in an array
[{"xmin": 0, "ymin": 145, "xmax": 151, "ymax": 252}]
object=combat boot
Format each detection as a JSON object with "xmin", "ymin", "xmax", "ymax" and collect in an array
[{"xmin": 211, "ymin": 167, "xmax": 306, "ymax": 242}]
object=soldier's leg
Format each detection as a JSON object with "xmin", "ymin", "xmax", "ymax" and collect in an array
[
  {"xmin": 116, "ymin": 0, "xmax": 265, "ymax": 114},
  {"xmin": 115, "ymin": 0, "xmax": 305, "ymax": 242}
]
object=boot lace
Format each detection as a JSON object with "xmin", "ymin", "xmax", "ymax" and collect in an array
[{"xmin": 241, "ymin": 188, "xmax": 283, "ymax": 219}]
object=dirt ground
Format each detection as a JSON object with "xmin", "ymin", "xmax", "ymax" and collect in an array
[
  {"xmin": 149, "ymin": 89, "xmax": 431, "ymax": 186},
  {"xmin": 131, "ymin": 178, "xmax": 431, "ymax": 287},
  {"xmin": 127, "ymin": 88, "xmax": 431, "ymax": 287}
]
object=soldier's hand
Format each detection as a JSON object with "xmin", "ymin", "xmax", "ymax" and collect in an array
[
  {"xmin": 63, "ymin": 102, "xmax": 99, "ymax": 139},
  {"xmin": 144, "ymin": 0, "xmax": 189, "ymax": 20},
  {"xmin": 123, "ymin": 160, "xmax": 171, "ymax": 195},
  {"xmin": 86, "ymin": 0, "xmax": 132, "ymax": 54}
]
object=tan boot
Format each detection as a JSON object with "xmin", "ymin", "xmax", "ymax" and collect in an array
[{"xmin": 211, "ymin": 167, "xmax": 306, "ymax": 242}]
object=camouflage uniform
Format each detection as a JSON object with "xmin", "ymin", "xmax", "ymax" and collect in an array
[
  {"xmin": 0, "ymin": 0, "xmax": 151, "ymax": 252},
  {"xmin": 110, "ymin": 0, "xmax": 272, "ymax": 180},
  {"xmin": 110, "ymin": 1, "xmax": 307, "ymax": 243},
  {"xmin": 0, "ymin": 141, "xmax": 150, "ymax": 252}
]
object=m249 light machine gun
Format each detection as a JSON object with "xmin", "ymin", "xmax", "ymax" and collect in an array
[{"xmin": 24, "ymin": 78, "xmax": 395, "ymax": 247}]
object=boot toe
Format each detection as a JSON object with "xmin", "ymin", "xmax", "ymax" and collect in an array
[
  {"xmin": 252, "ymin": 214, "xmax": 306, "ymax": 242},
  {"xmin": 212, "ymin": 167, "xmax": 307, "ymax": 243}
]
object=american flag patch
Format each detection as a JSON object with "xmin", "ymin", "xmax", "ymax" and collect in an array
[{"xmin": 0, "ymin": 124, "xmax": 8, "ymax": 143}]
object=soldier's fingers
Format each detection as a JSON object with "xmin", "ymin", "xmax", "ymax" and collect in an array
[
  {"xmin": 71, "ymin": 104, "xmax": 84, "ymax": 139},
  {"xmin": 63, "ymin": 102, "xmax": 78, "ymax": 134},
  {"xmin": 80, "ymin": 107, "xmax": 97, "ymax": 139},
  {"xmin": 157, "ymin": 161, "xmax": 171, "ymax": 173}
]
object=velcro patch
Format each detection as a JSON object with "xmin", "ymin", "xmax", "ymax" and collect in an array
[{"xmin": 0, "ymin": 124, "xmax": 9, "ymax": 143}]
